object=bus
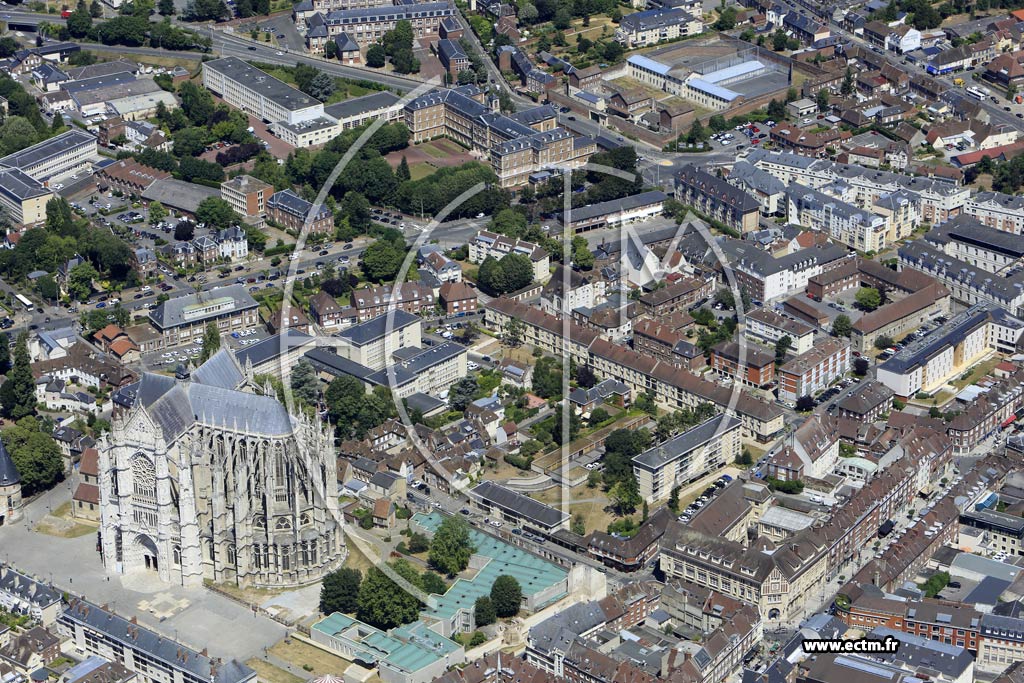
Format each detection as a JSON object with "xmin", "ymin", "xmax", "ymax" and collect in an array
[
  {"xmin": 14, "ymin": 293, "xmax": 33, "ymax": 311},
  {"xmin": 966, "ymin": 86, "xmax": 987, "ymax": 101}
]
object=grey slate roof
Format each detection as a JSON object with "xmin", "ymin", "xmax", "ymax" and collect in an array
[
  {"xmin": 235, "ymin": 331, "xmax": 314, "ymax": 369},
  {"xmin": 338, "ymin": 310, "xmax": 419, "ymax": 346},
  {"xmin": 472, "ymin": 480, "xmax": 569, "ymax": 528},
  {"xmin": 633, "ymin": 414, "xmax": 743, "ymax": 471},
  {"xmin": 323, "ymin": 91, "xmax": 400, "ymax": 121},
  {"xmin": 0, "ymin": 435, "xmax": 19, "ymax": 486},
  {"xmin": 149, "ymin": 285, "xmax": 259, "ymax": 331},
  {"xmin": 203, "ymin": 57, "xmax": 319, "ymax": 113},
  {"xmin": 61, "ymin": 599, "xmax": 256, "ymax": 683},
  {"xmin": 0, "ymin": 168, "xmax": 49, "ymax": 202},
  {"xmin": 0, "ymin": 129, "xmax": 95, "ymax": 177},
  {"xmin": 190, "ymin": 348, "xmax": 245, "ymax": 390},
  {"xmin": 570, "ymin": 190, "xmax": 667, "ymax": 224}
]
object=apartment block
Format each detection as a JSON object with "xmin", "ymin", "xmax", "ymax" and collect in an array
[
  {"xmin": 467, "ymin": 230, "xmax": 550, "ymax": 282},
  {"xmin": 201, "ymin": 57, "xmax": 323, "ymax": 126},
  {"xmin": 710, "ymin": 340, "xmax": 775, "ymax": 387},
  {"xmin": 964, "ymin": 190, "xmax": 1024, "ymax": 235},
  {"xmin": 744, "ymin": 308, "xmax": 816, "ymax": 355},
  {"xmin": 632, "ymin": 415, "xmax": 742, "ymax": 503},
  {"xmin": 675, "ymin": 164, "xmax": 760, "ymax": 233},
  {"xmin": 875, "ymin": 304, "xmax": 1009, "ymax": 398},
  {"xmin": 0, "ymin": 129, "xmax": 97, "ymax": 183},
  {"xmin": 777, "ymin": 336, "xmax": 851, "ymax": 404},
  {"xmin": 220, "ymin": 175, "xmax": 272, "ymax": 225},
  {"xmin": 787, "ymin": 184, "xmax": 889, "ymax": 253},
  {"xmin": 403, "ymin": 87, "xmax": 593, "ymax": 188},
  {"xmin": 0, "ymin": 168, "xmax": 53, "ymax": 226},
  {"xmin": 303, "ymin": 3, "xmax": 454, "ymax": 50}
]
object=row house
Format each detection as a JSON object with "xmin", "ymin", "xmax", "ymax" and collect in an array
[{"xmin": 351, "ymin": 283, "xmax": 435, "ymax": 321}]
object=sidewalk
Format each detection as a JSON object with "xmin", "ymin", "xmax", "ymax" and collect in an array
[{"xmin": 0, "ymin": 485, "xmax": 288, "ymax": 661}]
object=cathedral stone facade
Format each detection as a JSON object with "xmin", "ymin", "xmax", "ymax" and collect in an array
[{"xmin": 98, "ymin": 350, "xmax": 344, "ymax": 587}]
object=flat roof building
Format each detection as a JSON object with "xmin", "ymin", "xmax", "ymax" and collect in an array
[
  {"xmin": 632, "ymin": 414, "xmax": 743, "ymax": 503},
  {"xmin": 201, "ymin": 57, "xmax": 323, "ymax": 126},
  {"xmin": 148, "ymin": 285, "xmax": 260, "ymax": 348},
  {"xmin": 0, "ymin": 167, "xmax": 53, "ymax": 226},
  {"xmin": 0, "ymin": 129, "xmax": 97, "ymax": 183},
  {"xmin": 470, "ymin": 480, "xmax": 569, "ymax": 532}
]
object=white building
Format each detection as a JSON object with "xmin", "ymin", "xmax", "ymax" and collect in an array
[
  {"xmin": 0, "ymin": 129, "xmax": 97, "ymax": 184},
  {"xmin": 467, "ymin": 230, "xmax": 550, "ymax": 283},
  {"xmin": 875, "ymin": 304, "xmax": 996, "ymax": 398},
  {"xmin": 744, "ymin": 308, "xmax": 816, "ymax": 355},
  {"xmin": 201, "ymin": 57, "xmax": 323, "ymax": 127},
  {"xmin": 787, "ymin": 184, "xmax": 889, "ymax": 253}
]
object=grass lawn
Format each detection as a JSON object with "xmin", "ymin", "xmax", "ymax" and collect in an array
[
  {"xmin": 269, "ymin": 638, "xmax": 353, "ymax": 677},
  {"xmin": 409, "ymin": 161, "xmax": 437, "ymax": 180},
  {"xmin": 34, "ymin": 508, "xmax": 97, "ymax": 539},
  {"xmin": 951, "ymin": 357, "xmax": 1001, "ymax": 389},
  {"xmin": 342, "ymin": 537, "xmax": 376, "ymax": 573},
  {"xmin": 244, "ymin": 659, "xmax": 304, "ymax": 683},
  {"xmin": 530, "ymin": 485, "xmax": 614, "ymax": 537},
  {"xmin": 418, "ymin": 142, "xmax": 454, "ymax": 159}
]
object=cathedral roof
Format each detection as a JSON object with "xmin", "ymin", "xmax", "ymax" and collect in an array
[
  {"xmin": 0, "ymin": 435, "xmax": 19, "ymax": 486},
  {"xmin": 190, "ymin": 348, "xmax": 245, "ymax": 390},
  {"xmin": 134, "ymin": 349, "xmax": 296, "ymax": 440}
]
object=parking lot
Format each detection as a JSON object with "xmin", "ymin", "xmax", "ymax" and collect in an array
[{"xmin": 675, "ymin": 473, "xmax": 734, "ymax": 524}]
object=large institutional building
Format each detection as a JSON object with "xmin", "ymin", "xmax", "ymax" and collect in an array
[
  {"xmin": 97, "ymin": 350, "xmax": 345, "ymax": 587},
  {"xmin": 403, "ymin": 86, "xmax": 596, "ymax": 187}
]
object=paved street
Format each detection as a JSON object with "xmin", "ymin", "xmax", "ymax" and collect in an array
[{"xmin": 0, "ymin": 486, "xmax": 288, "ymax": 661}]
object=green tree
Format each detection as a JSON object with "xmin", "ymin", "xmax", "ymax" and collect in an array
[
  {"xmin": 831, "ymin": 314, "xmax": 852, "ymax": 338},
  {"xmin": 66, "ymin": 4, "xmax": 93, "ymax": 38},
  {"xmin": 158, "ymin": 0, "xmax": 175, "ymax": 13},
  {"xmin": 449, "ymin": 376, "xmax": 478, "ymax": 412},
  {"xmin": 418, "ymin": 571, "xmax": 448, "ymax": 595},
  {"xmin": 0, "ymin": 117, "xmax": 39, "ymax": 157},
  {"xmin": 357, "ymin": 566, "xmax": 423, "ymax": 630},
  {"xmin": 709, "ymin": 114, "xmax": 729, "ymax": 132},
  {"xmin": 571, "ymin": 513, "xmax": 586, "ymax": 535},
  {"xmin": 428, "ymin": 515, "xmax": 476, "ymax": 576},
  {"xmin": 360, "ymin": 238, "xmax": 405, "ymax": 283},
  {"xmin": 5, "ymin": 417, "xmax": 63, "ymax": 495},
  {"xmin": 817, "ymin": 88, "xmax": 831, "ymax": 113},
  {"xmin": 195, "ymin": 197, "xmax": 237, "ymax": 230},
  {"xmin": 396, "ymin": 156, "xmax": 411, "ymax": 182},
  {"xmin": 854, "ymin": 357, "xmax": 870, "ymax": 376},
  {"xmin": 775, "ymin": 335, "xmax": 792, "ymax": 363},
  {"xmin": 67, "ymin": 262, "xmax": 99, "ymax": 301},
  {"xmin": 0, "ymin": 333, "xmax": 35, "ymax": 419},
  {"xmin": 0, "ymin": 333, "xmax": 9, "ymax": 374},
  {"xmin": 610, "ymin": 475, "xmax": 642, "ymax": 515},
  {"xmin": 148, "ymin": 201, "xmax": 167, "ymax": 225},
  {"xmin": 319, "ymin": 567, "xmax": 362, "ymax": 614},
  {"xmin": 875, "ymin": 334, "xmax": 895, "ymax": 350},
  {"xmin": 501, "ymin": 316, "xmax": 523, "ymax": 347},
  {"xmin": 855, "ymin": 287, "xmax": 882, "ymax": 311},
  {"xmin": 713, "ymin": 5, "xmax": 736, "ymax": 29},
  {"xmin": 668, "ymin": 485, "xmax": 681, "ymax": 513},
  {"xmin": 841, "ymin": 67, "xmax": 854, "ymax": 96},
  {"xmin": 199, "ymin": 322, "xmax": 221, "ymax": 362},
  {"xmin": 366, "ymin": 43, "xmax": 386, "ymax": 67},
  {"xmin": 474, "ymin": 596, "xmax": 496, "ymax": 626},
  {"xmin": 174, "ymin": 221, "xmax": 195, "ymax": 242},
  {"xmin": 290, "ymin": 359, "xmax": 319, "ymax": 405},
  {"xmin": 572, "ymin": 235, "xmax": 594, "ymax": 270},
  {"xmin": 341, "ymin": 191, "xmax": 372, "ymax": 233},
  {"xmin": 490, "ymin": 575, "xmax": 522, "ymax": 618}
]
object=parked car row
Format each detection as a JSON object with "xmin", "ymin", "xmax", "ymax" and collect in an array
[{"xmin": 677, "ymin": 474, "xmax": 732, "ymax": 523}]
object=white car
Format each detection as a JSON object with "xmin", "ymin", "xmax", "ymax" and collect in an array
[
  {"xmin": 467, "ymin": 361, "xmax": 479, "ymax": 371},
  {"xmin": 275, "ymin": 50, "xmax": 284, "ymax": 55}
]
